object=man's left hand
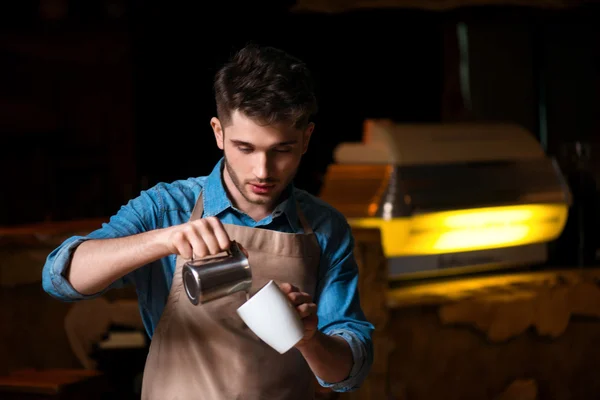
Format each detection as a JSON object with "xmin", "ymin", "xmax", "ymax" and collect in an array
[{"xmin": 279, "ymin": 283, "xmax": 318, "ymax": 346}]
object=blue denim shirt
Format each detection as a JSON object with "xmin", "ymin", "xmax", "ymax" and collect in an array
[{"xmin": 42, "ymin": 158, "xmax": 374, "ymax": 392}]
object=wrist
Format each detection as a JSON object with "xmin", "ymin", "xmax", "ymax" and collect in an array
[
  {"xmin": 151, "ymin": 226, "xmax": 176, "ymax": 256},
  {"xmin": 294, "ymin": 331, "xmax": 354, "ymax": 385},
  {"xmin": 295, "ymin": 330, "xmax": 323, "ymax": 352}
]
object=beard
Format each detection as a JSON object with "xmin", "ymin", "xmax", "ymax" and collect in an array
[{"xmin": 223, "ymin": 154, "xmax": 277, "ymax": 206}]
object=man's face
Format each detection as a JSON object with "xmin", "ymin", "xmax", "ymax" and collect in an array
[{"xmin": 211, "ymin": 110, "xmax": 313, "ymax": 211}]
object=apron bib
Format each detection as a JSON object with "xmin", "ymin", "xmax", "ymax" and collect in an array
[{"xmin": 141, "ymin": 192, "xmax": 321, "ymax": 400}]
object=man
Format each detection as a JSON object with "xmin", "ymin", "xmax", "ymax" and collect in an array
[{"xmin": 42, "ymin": 43, "xmax": 374, "ymax": 399}]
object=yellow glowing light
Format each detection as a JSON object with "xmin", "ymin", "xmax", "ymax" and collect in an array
[
  {"xmin": 347, "ymin": 203, "xmax": 568, "ymax": 257},
  {"xmin": 443, "ymin": 209, "xmax": 533, "ymax": 228},
  {"xmin": 434, "ymin": 225, "xmax": 530, "ymax": 251}
]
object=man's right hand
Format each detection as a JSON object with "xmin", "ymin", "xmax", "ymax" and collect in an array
[
  {"xmin": 67, "ymin": 216, "xmax": 233, "ymax": 296},
  {"xmin": 164, "ymin": 217, "xmax": 231, "ymax": 260}
]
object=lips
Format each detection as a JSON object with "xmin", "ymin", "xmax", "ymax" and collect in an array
[{"xmin": 249, "ymin": 183, "xmax": 276, "ymax": 195}]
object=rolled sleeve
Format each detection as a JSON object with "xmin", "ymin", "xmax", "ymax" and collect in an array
[
  {"xmin": 317, "ymin": 329, "xmax": 370, "ymax": 392},
  {"xmin": 41, "ymin": 186, "xmax": 164, "ymax": 302},
  {"xmin": 42, "ymin": 236, "xmax": 97, "ymax": 301}
]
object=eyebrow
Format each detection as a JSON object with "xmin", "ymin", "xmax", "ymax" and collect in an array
[{"xmin": 230, "ymin": 139, "xmax": 298, "ymax": 147}]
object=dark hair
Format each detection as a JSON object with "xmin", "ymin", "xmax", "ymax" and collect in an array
[{"xmin": 214, "ymin": 43, "xmax": 317, "ymax": 129}]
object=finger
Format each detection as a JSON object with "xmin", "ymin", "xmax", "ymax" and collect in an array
[
  {"xmin": 196, "ymin": 220, "xmax": 221, "ymax": 255},
  {"xmin": 181, "ymin": 222, "xmax": 208, "ymax": 259},
  {"xmin": 289, "ymin": 291, "xmax": 312, "ymax": 306},
  {"xmin": 297, "ymin": 303, "xmax": 317, "ymax": 319},
  {"xmin": 279, "ymin": 282, "xmax": 299, "ymax": 294},
  {"xmin": 172, "ymin": 232, "xmax": 194, "ymax": 259},
  {"xmin": 304, "ymin": 313, "xmax": 319, "ymax": 330},
  {"xmin": 304, "ymin": 315, "xmax": 318, "ymax": 333},
  {"xmin": 279, "ymin": 283, "xmax": 291, "ymax": 293},
  {"xmin": 189, "ymin": 235, "xmax": 209, "ymax": 259},
  {"xmin": 205, "ymin": 217, "xmax": 231, "ymax": 251}
]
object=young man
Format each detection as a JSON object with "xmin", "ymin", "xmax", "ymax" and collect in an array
[{"xmin": 42, "ymin": 43, "xmax": 374, "ymax": 399}]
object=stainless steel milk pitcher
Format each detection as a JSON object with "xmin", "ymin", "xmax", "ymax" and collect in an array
[{"xmin": 182, "ymin": 241, "xmax": 252, "ymax": 305}]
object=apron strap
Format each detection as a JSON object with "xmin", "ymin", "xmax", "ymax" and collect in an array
[
  {"xmin": 190, "ymin": 191, "xmax": 204, "ymax": 221},
  {"xmin": 295, "ymin": 202, "xmax": 313, "ymax": 235}
]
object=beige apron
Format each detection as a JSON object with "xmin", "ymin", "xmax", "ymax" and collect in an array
[{"xmin": 141, "ymin": 191, "xmax": 321, "ymax": 400}]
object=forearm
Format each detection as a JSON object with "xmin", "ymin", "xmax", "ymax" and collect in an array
[
  {"xmin": 296, "ymin": 331, "xmax": 353, "ymax": 384},
  {"xmin": 68, "ymin": 227, "xmax": 172, "ymax": 295}
]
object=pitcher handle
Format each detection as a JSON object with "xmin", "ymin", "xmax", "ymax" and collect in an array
[{"xmin": 190, "ymin": 240, "xmax": 243, "ymax": 261}]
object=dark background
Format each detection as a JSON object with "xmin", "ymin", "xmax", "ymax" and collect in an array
[
  {"xmin": 1, "ymin": 0, "xmax": 598, "ymax": 232},
  {"xmin": 1, "ymin": 2, "xmax": 600, "ymax": 397}
]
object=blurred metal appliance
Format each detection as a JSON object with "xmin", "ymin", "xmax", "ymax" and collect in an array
[{"xmin": 319, "ymin": 120, "xmax": 572, "ymax": 279}]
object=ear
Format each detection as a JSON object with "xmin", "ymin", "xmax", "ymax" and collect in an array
[
  {"xmin": 211, "ymin": 117, "xmax": 224, "ymax": 150},
  {"xmin": 301, "ymin": 122, "xmax": 315, "ymax": 155}
]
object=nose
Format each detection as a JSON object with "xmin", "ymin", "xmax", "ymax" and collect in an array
[{"xmin": 253, "ymin": 152, "xmax": 270, "ymax": 181}]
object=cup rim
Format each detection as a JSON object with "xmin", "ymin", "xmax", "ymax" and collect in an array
[{"xmin": 236, "ymin": 279, "xmax": 275, "ymax": 312}]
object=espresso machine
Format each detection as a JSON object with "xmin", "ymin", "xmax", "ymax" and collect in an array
[{"xmin": 319, "ymin": 120, "xmax": 572, "ymax": 280}]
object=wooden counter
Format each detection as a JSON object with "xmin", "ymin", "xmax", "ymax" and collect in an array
[
  {"xmin": 0, "ymin": 218, "xmax": 106, "ymax": 287},
  {"xmin": 0, "ymin": 368, "xmax": 109, "ymax": 400},
  {"xmin": 343, "ymin": 226, "xmax": 600, "ymax": 400}
]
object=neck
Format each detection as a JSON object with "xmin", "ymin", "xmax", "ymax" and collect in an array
[{"xmin": 221, "ymin": 166, "xmax": 275, "ymax": 222}]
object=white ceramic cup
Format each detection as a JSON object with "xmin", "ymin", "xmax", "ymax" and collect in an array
[{"xmin": 236, "ymin": 280, "xmax": 304, "ymax": 354}]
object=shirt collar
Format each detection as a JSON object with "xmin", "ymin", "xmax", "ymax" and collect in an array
[{"xmin": 202, "ymin": 157, "xmax": 300, "ymax": 231}]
